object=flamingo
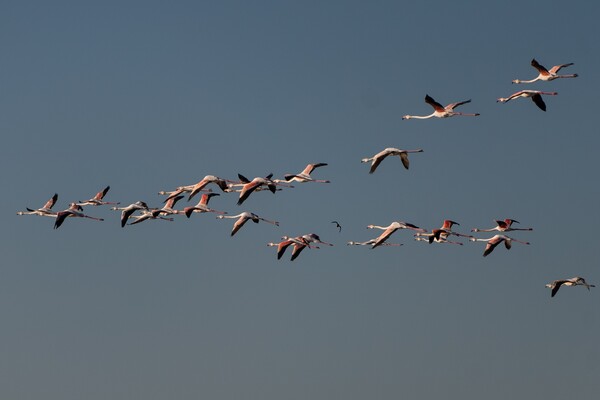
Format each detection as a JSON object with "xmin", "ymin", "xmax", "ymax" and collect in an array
[
  {"xmin": 469, "ymin": 235, "xmax": 530, "ymax": 257},
  {"xmin": 414, "ymin": 235, "xmax": 463, "ymax": 245},
  {"xmin": 512, "ymin": 59, "xmax": 578, "ymax": 84},
  {"xmin": 267, "ymin": 236, "xmax": 313, "ymax": 261},
  {"xmin": 54, "ymin": 203, "xmax": 104, "ymax": 229},
  {"xmin": 301, "ymin": 233, "xmax": 334, "ymax": 247},
  {"xmin": 111, "ymin": 201, "xmax": 150, "ymax": 228},
  {"xmin": 17, "ymin": 193, "xmax": 59, "ymax": 217},
  {"xmin": 159, "ymin": 195, "xmax": 185, "ymax": 216},
  {"xmin": 236, "ymin": 173, "xmax": 277, "ymax": 205},
  {"xmin": 187, "ymin": 175, "xmax": 231, "ymax": 201},
  {"xmin": 361, "ymin": 148, "xmax": 423, "ymax": 173},
  {"xmin": 76, "ymin": 186, "xmax": 119, "ymax": 206},
  {"xmin": 419, "ymin": 220, "xmax": 472, "ymax": 244},
  {"xmin": 471, "ymin": 219, "xmax": 533, "ymax": 233},
  {"xmin": 545, "ymin": 277, "xmax": 595, "ymax": 297},
  {"xmin": 158, "ymin": 185, "xmax": 196, "ymax": 200},
  {"xmin": 216, "ymin": 212, "xmax": 279, "ymax": 236},
  {"xmin": 159, "ymin": 174, "xmax": 230, "ymax": 203},
  {"xmin": 367, "ymin": 221, "xmax": 426, "ymax": 249},
  {"xmin": 184, "ymin": 192, "xmax": 226, "ymax": 218},
  {"xmin": 283, "ymin": 163, "xmax": 330, "ymax": 183},
  {"xmin": 347, "ymin": 239, "xmax": 402, "ymax": 247},
  {"xmin": 496, "ymin": 90, "xmax": 558, "ymax": 111},
  {"xmin": 402, "ymin": 95, "xmax": 480, "ymax": 120},
  {"xmin": 128, "ymin": 208, "xmax": 175, "ymax": 225}
]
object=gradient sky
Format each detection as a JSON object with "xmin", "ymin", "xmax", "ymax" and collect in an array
[{"xmin": 2, "ymin": 1, "xmax": 599, "ymax": 399}]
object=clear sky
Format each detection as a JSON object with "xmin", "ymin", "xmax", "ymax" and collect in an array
[{"xmin": 2, "ymin": 1, "xmax": 599, "ymax": 399}]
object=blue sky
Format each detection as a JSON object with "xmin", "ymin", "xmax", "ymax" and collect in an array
[{"xmin": 2, "ymin": 1, "xmax": 599, "ymax": 399}]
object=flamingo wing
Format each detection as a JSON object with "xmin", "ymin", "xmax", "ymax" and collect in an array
[
  {"xmin": 231, "ymin": 216, "xmax": 250, "ymax": 236},
  {"xmin": 371, "ymin": 227, "xmax": 397, "ymax": 249},
  {"xmin": 53, "ymin": 211, "xmax": 72, "ymax": 229},
  {"xmin": 531, "ymin": 59, "xmax": 550, "ymax": 75},
  {"xmin": 368, "ymin": 153, "xmax": 388, "ymax": 174},
  {"xmin": 290, "ymin": 243, "xmax": 308, "ymax": 261},
  {"xmin": 483, "ymin": 237, "xmax": 503, "ymax": 257},
  {"xmin": 425, "ymin": 95, "xmax": 445, "ymax": 112},
  {"xmin": 551, "ymin": 281, "xmax": 566, "ymax": 297},
  {"xmin": 549, "ymin": 63, "xmax": 573, "ymax": 74},
  {"xmin": 445, "ymin": 99, "xmax": 471, "ymax": 111},
  {"xmin": 531, "ymin": 94, "xmax": 547, "ymax": 111},
  {"xmin": 398, "ymin": 152, "xmax": 410, "ymax": 169},
  {"xmin": 43, "ymin": 193, "xmax": 59, "ymax": 209},
  {"xmin": 237, "ymin": 182, "xmax": 259, "ymax": 205}
]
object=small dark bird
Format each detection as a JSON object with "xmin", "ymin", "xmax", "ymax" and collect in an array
[{"xmin": 331, "ymin": 221, "xmax": 342, "ymax": 232}]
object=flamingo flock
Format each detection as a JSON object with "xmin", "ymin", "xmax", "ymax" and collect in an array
[{"xmin": 16, "ymin": 58, "xmax": 592, "ymax": 296}]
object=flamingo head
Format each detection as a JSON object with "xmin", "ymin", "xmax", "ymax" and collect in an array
[
  {"xmin": 401, "ymin": 115, "xmax": 412, "ymax": 120},
  {"xmin": 511, "ymin": 79, "xmax": 520, "ymax": 84}
]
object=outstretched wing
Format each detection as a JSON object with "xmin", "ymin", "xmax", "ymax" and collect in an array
[
  {"xmin": 425, "ymin": 94, "xmax": 445, "ymax": 112},
  {"xmin": 43, "ymin": 193, "xmax": 59, "ymax": 209},
  {"xmin": 549, "ymin": 63, "xmax": 573, "ymax": 74},
  {"xmin": 531, "ymin": 94, "xmax": 547, "ymax": 111},
  {"xmin": 531, "ymin": 59, "xmax": 550, "ymax": 75}
]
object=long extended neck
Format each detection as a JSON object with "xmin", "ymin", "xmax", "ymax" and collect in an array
[
  {"xmin": 404, "ymin": 113, "xmax": 435, "ymax": 120},
  {"xmin": 513, "ymin": 77, "xmax": 540, "ymax": 84}
]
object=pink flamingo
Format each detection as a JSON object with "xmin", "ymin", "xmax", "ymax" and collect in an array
[
  {"xmin": 471, "ymin": 219, "xmax": 533, "ymax": 233},
  {"xmin": 236, "ymin": 173, "xmax": 277, "ymax": 205},
  {"xmin": 17, "ymin": 193, "xmax": 58, "ymax": 217},
  {"xmin": 367, "ymin": 221, "xmax": 426, "ymax": 249},
  {"xmin": 283, "ymin": 163, "xmax": 330, "ymax": 183},
  {"xmin": 497, "ymin": 90, "xmax": 558, "ymax": 111},
  {"xmin": 361, "ymin": 148, "xmax": 423, "ymax": 173},
  {"xmin": 512, "ymin": 59, "xmax": 578, "ymax": 84},
  {"xmin": 217, "ymin": 212, "xmax": 279, "ymax": 236},
  {"xmin": 469, "ymin": 235, "xmax": 530, "ymax": 257},
  {"xmin": 402, "ymin": 95, "xmax": 480, "ymax": 120},
  {"xmin": 111, "ymin": 201, "xmax": 150, "ymax": 228},
  {"xmin": 184, "ymin": 193, "xmax": 226, "ymax": 218},
  {"xmin": 54, "ymin": 203, "xmax": 104, "ymax": 229},
  {"xmin": 76, "ymin": 186, "xmax": 119, "ymax": 206},
  {"xmin": 545, "ymin": 277, "xmax": 595, "ymax": 297}
]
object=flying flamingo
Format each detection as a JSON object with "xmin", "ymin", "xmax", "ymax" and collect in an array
[
  {"xmin": 54, "ymin": 203, "xmax": 104, "ymax": 229},
  {"xmin": 545, "ymin": 277, "xmax": 595, "ymax": 297},
  {"xmin": 159, "ymin": 174, "xmax": 231, "ymax": 203},
  {"xmin": 111, "ymin": 201, "xmax": 150, "ymax": 228},
  {"xmin": 186, "ymin": 175, "xmax": 232, "ymax": 201},
  {"xmin": 419, "ymin": 220, "xmax": 472, "ymax": 244},
  {"xmin": 76, "ymin": 186, "xmax": 119, "ymax": 206},
  {"xmin": 471, "ymin": 219, "xmax": 533, "ymax": 233},
  {"xmin": 300, "ymin": 233, "xmax": 334, "ymax": 247},
  {"xmin": 184, "ymin": 192, "xmax": 226, "ymax": 218},
  {"xmin": 469, "ymin": 235, "xmax": 530, "ymax": 257},
  {"xmin": 17, "ymin": 193, "xmax": 59, "ymax": 217},
  {"xmin": 402, "ymin": 95, "xmax": 480, "ymax": 120},
  {"xmin": 283, "ymin": 163, "xmax": 330, "ymax": 183},
  {"xmin": 367, "ymin": 221, "xmax": 426, "ymax": 249},
  {"xmin": 414, "ymin": 235, "xmax": 463, "ymax": 245},
  {"xmin": 512, "ymin": 59, "xmax": 578, "ymax": 84},
  {"xmin": 267, "ymin": 236, "xmax": 314, "ymax": 261},
  {"xmin": 361, "ymin": 148, "xmax": 423, "ymax": 173},
  {"xmin": 216, "ymin": 212, "xmax": 279, "ymax": 236},
  {"xmin": 347, "ymin": 239, "xmax": 403, "ymax": 247},
  {"xmin": 496, "ymin": 90, "xmax": 558, "ymax": 111},
  {"xmin": 158, "ymin": 185, "xmax": 196, "ymax": 200},
  {"xmin": 236, "ymin": 173, "xmax": 278, "ymax": 205},
  {"xmin": 159, "ymin": 195, "xmax": 185, "ymax": 216},
  {"xmin": 128, "ymin": 208, "xmax": 175, "ymax": 225}
]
